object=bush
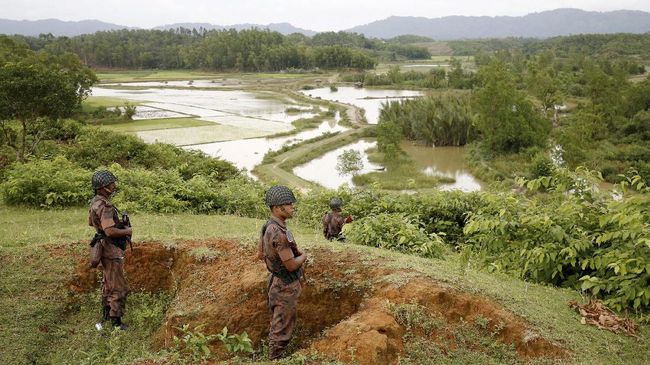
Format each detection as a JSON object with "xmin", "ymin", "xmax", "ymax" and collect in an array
[
  {"xmin": 66, "ymin": 127, "xmax": 149, "ymax": 169},
  {"xmin": 463, "ymin": 168, "xmax": 650, "ymax": 310},
  {"xmin": 295, "ymin": 186, "xmax": 483, "ymax": 244},
  {"xmin": 529, "ymin": 152, "xmax": 555, "ymax": 178},
  {"xmin": 67, "ymin": 128, "xmax": 239, "ymax": 181},
  {"xmin": 0, "ymin": 156, "xmax": 91, "ymax": 207},
  {"xmin": 123, "ymin": 102, "xmax": 137, "ymax": 120},
  {"xmin": 345, "ymin": 213, "xmax": 444, "ymax": 258}
]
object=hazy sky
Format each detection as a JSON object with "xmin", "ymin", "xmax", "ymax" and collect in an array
[{"xmin": 2, "ymin": 0, "xmax": 649, "ymax": 31}]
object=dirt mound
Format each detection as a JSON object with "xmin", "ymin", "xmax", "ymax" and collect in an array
[
  {"xmin": 69, "ymin": 242, "xmax": 176, "ymax": 293},
  {"xmin": 69, "ymin": 240, "xmax": 568, "ymax": 364}
]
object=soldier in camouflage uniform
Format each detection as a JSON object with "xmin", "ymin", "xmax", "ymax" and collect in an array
[
  {"xmin": 88, "ymin": 170, "xmax": 133, "ymax": 330},
  {"xmin": 322, "ymin": 197, "xmax": 352, "ymax": 241},
  {"xmin": 257, "ymin": 185, "xmax": 307, "ymax": 360}
]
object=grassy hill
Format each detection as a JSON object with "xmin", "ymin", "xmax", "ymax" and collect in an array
[{"xmin": 1, "ymin": 204, "xmax": 648, "ymax": 364}]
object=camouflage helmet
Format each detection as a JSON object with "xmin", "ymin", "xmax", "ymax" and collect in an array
[
  {"xmin": 92, "ymin": 170, "xmax": 117, "ymax": 191},
  {"xmin": 265, "ymin": 185, "xmax": 296, "ymax": 207},
  {"xmin": 329, "ymin": 197, "xmax": 343, "ymax": 209}
]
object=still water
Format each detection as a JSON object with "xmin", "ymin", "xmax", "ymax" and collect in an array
[
  {"xmin": 300, "ymin": 87, "xmax": 422, "ymax": 124},
  {"xmin": 293, "ymin": 141, "xmax": 482, "ymax": 191},
  {"xmin": 292, "ymin": 140, "xmax": 382, "ymax": 189},
  {"xmin": 401, "ymin": 143, "xmax": 483, "ymax": 192},
  {"xmin": 189, "ymin": 118, "xmax": 347, "ymax": 172}
]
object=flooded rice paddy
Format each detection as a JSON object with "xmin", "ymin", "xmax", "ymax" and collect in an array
[
  {"xmin": 293, "ymin": 140, "xmax": 382, "ymax": 189},
  {"xmin": 300, "ymin": 87, "xmax": 422, "ymax": 124},
  {"xmin": 191, "ymin": 119, "xmax": 347, "ymax": 172},
  {"xmin": 294, "ymin": 141, "xmax": 482, "ymax": 191},
  {"xmin": 93, "ymin": 83, "xmax": 479, "ymax": 190}
]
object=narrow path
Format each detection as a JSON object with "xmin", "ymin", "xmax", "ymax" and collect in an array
[{"xmin": 253, "ymin": 102, "xmax": 370, "ymax": 191}]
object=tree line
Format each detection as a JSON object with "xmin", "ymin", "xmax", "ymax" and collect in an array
[{"xmin": 8, "ymin": 28, "xmax": 433, "ymax": 72}]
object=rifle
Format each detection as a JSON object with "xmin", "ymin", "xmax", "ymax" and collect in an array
[{"xmin": 121, "ymin": 211, "xmax": 133, "ymax": 252}]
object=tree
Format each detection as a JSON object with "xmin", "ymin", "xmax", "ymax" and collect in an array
[
  {"xmin": 472, "ymin": 59, "xmax": 551, "ymax": 153},
  {"xmin": 0, "ymin": 44, "xmax": 97, "ymax": 162},
  {"xmin": 336, "ymin": 149, "xmax": 363, "ymax": 176},
  {"xmin": 525, "ymin": 58, "xmax": 563, "ymax": 125},
  {"xmin": 376, "ymin": 118, "xmax": 403, "ymax": 159}
]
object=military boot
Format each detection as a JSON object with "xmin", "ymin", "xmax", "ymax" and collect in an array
[
  {"xmin": 110, "ymin": 316, "xmax": 128, "ymax": 330},
  {"xmin": 102, "ymin": 306, "xmax": 111, "ymax": 322}
]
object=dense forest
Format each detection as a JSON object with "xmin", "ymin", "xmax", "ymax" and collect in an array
[{"xmin": 8, "ymin": 28, "xmax": 432, "ymax": 71}]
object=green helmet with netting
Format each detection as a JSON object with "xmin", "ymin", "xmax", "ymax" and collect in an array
[
  {"xmin": 329, "ymin": 197, "xmax": 343, "ymax": 209},
  {"xmin": 265, "ymin": 185, "xmax": 296, "ymax": 207},
  {"xmin": 92, "ymin": 170, "xmax": 117, "ymax": 191}
]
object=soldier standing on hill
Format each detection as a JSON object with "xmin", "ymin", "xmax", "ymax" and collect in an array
[
  {"xmin": 88, "ymin": 170, "xmax": 132, "ymax": 330},
  {"xmin": 257, "ymin": 185, "xmax": 307, "ymax": 360},
  {"xmin": 322, "ymin": 197, "xmax": 353, "ymax": 241}
]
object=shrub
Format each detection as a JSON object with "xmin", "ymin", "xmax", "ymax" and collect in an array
[
  {"xmin": 345, "ymin": 213, "xmax": 444, "ymax": 258},
  {"xmin": 66, "ymin": 127, "xmax": 149, "ymax": 169},
  {"xmin": 0, "ymin": 156, "xmax": 91, "ymax": 207},
  {"xmin": 463, "ymin": 168, "xmax": 650, "ymax": 310},
  {"xmin": 529, "ymin": 152, "xmax": 555, "ymax": 178},
  {"xmin": 123, "ymin": 102, "xmax": 137, "ymax": 120}
]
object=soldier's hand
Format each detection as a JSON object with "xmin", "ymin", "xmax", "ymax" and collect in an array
[{"xmin": 124, "ymin": 227, "xmax": 133, "ymax": 236}]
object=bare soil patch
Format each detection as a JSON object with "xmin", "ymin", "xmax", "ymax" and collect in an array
[{"xmin": 70, "ymin": 239, "xmax": 568, "ymax": 364}]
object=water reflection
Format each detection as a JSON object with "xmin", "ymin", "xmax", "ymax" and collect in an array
[
  {"xmin": 187, "ymin": 119, "xmax": 347, "ymax": 172},
  {"xmin": 300, "ymin": 87, "xmax": 422, "ymax": 124},
  {"xmin": 293, "ymin": 140, "xmax": 382, "ymax": 189},
  {"xmin": 401, "ymin": 143, "xmax": 483, "ymax": 192},
  {"xmin": 92, "ymin": 87, "xmax": 312, "ymax": 126},
  {"xmin": 293, "ymin": 141, "xmax": 482, "ymax": 191}
]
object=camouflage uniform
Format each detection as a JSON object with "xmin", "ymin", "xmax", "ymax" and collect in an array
[
  {"xmin": 258, "ymin": 216, "xmax": 303, "ymax": 360},
  {"xmin": 322, "ymin": 210, "xmax": 346, "ymax": 241},
  {"xmin": 89, "ymin": 195, "xmax": 129, "ymax": 319}
]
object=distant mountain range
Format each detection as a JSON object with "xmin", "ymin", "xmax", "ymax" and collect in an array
[
  {"xmin": 0, "ymin": 18, "xmax": 129, "ymax": 37},
  {"xmin": 154, "ymin": 22, "xmax": 317, "ymax": 36},
  {"xmin": 0, "ymin": 18, "xmax": 316, "ymax": 37},
  {"xmin": 1, "ymin": 9, "xmax": 650, "ymax": 39},
  {"xmin": 347, "ymin": 9, "xmax": 650, "ymax": 39}
]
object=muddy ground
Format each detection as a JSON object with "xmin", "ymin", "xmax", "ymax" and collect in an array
[{"xmin": 70, "ymin": 240, "xmax": 568, "ymax": 364}]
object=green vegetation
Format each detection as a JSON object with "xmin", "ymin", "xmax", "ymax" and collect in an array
[
  {"xmin": 472, "ymin": 59, "xmax": 551, "ymax": 153},
  {"xmin": 344, "ymin": 212, "xmax": 445, "ymax": 258},
  {"xmin": 0, "ymin": 36, "xmax": 97, "ymax": 162},
  {"xmin": 379, "ymin": 93, "xmax": 477, "ymax": 147},
  {"xmin": 352, "ymin": 149, "xmax": 454, "ymax": 190},
  {"xmin": 2, "ymin": 28, "xmax": 650, "ymax": 364},
  {"xmin": 82, "ymin": 96, "xmax": 144, "ymax": 110},
  {"xmin": 98, "ymin": 117, "xmax": 215, "ymax": 133},
  {"xmin": 11, "ymin": 29, "xmax": 377, "ymax": 71},
  {"xmin": 388, "ymin": 302, "xmax": 521, "ymax": 364},
  {"xmin": 2, "ymin": 201, "xmax": 649, "ymax": 364},
  {"xmin": 464, "ymin": 168, "xmax": 650, "ymax": 311}
]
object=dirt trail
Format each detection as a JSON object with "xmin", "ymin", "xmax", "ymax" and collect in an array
[{"xmin": 70, "ymin": 240, "xmax": 568, "ymax": 364}]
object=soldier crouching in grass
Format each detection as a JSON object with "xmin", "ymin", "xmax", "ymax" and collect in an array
[
  {"xmin": 322, "ymin": 197, "xmax": 353, "ymax": 241},
  {"xmin": 257, "ymin": 185, "xmax": 308, "ymax": 360},
  {"xmin": 88, "ymin": 170, "xmax": 132, "ymax": 331}
]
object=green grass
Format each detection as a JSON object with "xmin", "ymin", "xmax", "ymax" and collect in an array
[
  {"xmin": 99, "ymin": 117, "xmax": 215, "ymax": 133},
  {"xmin": 95, "ymin": 70, "xmax": 329, "ymax": 84},
  {"xmin": 82, "ymin": 96, "xmax": 144, "ymax": 112},
  {"xmin": 96, "ymin": 70, "xmax": 227, "ymax": 83},
  {"xmin": 1, "ymin": 203, "xmax": 649, "ymax": 364}
]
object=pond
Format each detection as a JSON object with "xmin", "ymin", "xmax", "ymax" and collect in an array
[
  {"xmin": 401, "ymin": 143, "xmax": 483, "ymax": 192},
  {"xmin": 300, "ymin": 87, "xmax": 422, "ymax": 124},
  {"xmin": 293, "ymin": 140, "xmax": 482, "ymax": 191},
  {"xmin": 292, "ymin": 140, "xmax": 382, "ymax": 189}
]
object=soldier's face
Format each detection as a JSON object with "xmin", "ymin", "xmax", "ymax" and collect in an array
[
  {"xmin": 104, "ymin": 182, "xmax": 117, "ymax": 197},
  {"xmin": 279, "ymin": 203, "xmax": 295, "ymax": 219}
]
